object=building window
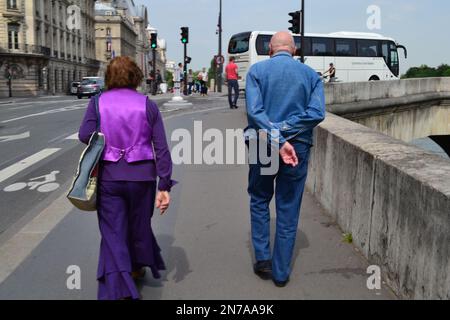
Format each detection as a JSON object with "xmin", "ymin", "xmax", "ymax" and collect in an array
[
  {"xmin": 8, "ymin": 23, "xmax": 20, "ymax": 50},
  {"xmin": 7, "ymin": 0, "xmax": 18, "ymax": 9}
]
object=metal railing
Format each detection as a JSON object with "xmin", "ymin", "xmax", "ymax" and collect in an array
[
  {"xmin": 85, "ymin": 58, "xmax": 101, "ymax": 68},
  {"xmin": 0, "ymin": 43, "xmax": 51, "ymax": 56}
]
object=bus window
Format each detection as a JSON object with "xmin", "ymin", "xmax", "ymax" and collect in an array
[
  {"xmin": 294, "ymin": 36, "xmax": 311, "ymax": 56},
  {"xmin": 311, "ymin": 38, "xmax": 334, "ymax": 56},
  {"xmin": 335, "ymin": 39, "xmax": 356, "ymax": 56},
  {"xmin": 255, "ymin": 34, "xmax": 272, "ymax": 55},
  {"xmin": 390, "ymin": 42, "xmax": 399, "ymax": 76},
  {"xmin": 228, "ymin": 32, "xmax": 251, "ymax": 54},
  {"xmin": 357, "ymin": 40, "xmax": 379, "ymax": 57},
  {"xmin": 381, "ymin": 41, "xmax": 389, "ymax": 64}
]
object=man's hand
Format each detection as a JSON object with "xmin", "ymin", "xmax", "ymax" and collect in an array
[
  {"xmin": 156, "ymin": 191, "xmax": 170, "ymax": 215},
  {"xmin": 279, "ymin": 142, "xmax": 299, "ymax": 167}
]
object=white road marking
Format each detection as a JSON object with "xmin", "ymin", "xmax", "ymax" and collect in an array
[
  {"xmin": 0, "ymin": 99, "xmax": 84, "ymax": 110},
  {"xmin": 4, "ymin": 171, "xmax": 60, "ymax": 193},
  {"xmin": 0, "ymin": 148, "xmax": 60, "ymax": 184},
  {"xmin": 0, "ymin": 131, "xmax": 30, "ymax": 143},
  {"xmin": 1, "ymin": 104, "xmax": 86, "ymax": 124},
  {"xmin": 163, "ymin": 106, "xmax": 228, "ymax": 120},
  {"xmin": 65, "ymin": 133, "xmax": 79, "ymax": 140},
  {"xmin": 0, "ymin": 104, "xmax": 230, "ymax": 285}
]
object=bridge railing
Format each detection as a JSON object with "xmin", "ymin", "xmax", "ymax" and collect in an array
[
  {"xmin": 325, "ymin": 77, "xmax": 450, "ymax": 106},
  {"xmin": 307, "ymin": 112, "xmax": 450, "ymax": 299}
]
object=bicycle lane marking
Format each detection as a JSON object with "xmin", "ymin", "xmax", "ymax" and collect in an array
[
  {"xmin": 0, "ymin": 148, "xmax": 61, "ymax": 184},
  {"xmin": 1, "ymin": 104, "xmax": 86, "ymax": 124}
]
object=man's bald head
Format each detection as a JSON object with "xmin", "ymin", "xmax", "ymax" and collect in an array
[{"xmin": 269, "ymin": 31, "xmax": 296, "ymax": 57}]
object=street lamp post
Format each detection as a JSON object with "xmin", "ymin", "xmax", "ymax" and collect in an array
[
  {"xmin": 6, "ymin": 65, "xmax": 12, "ymax": 98},
  {"xmin": 217, "ymin": 0, "xmax": 223, "ymax": 93}
]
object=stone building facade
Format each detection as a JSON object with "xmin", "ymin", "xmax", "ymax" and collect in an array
[
  {"xmin": 0, "ymin": 0, "xmax": 100, "ymax": 98},
  {"xmin": 95, "ymin": 1, "xmax": 159, "ymax": 91}
]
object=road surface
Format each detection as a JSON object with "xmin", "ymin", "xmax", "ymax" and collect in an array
[{"xmin": 0, "ymin": 93, "xmax": 395, "ymax": 300}]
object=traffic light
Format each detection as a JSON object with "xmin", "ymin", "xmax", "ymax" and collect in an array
[
  {"xmin": 180, "ymin": 27, "xmax": 189, "ymax": 44},
  {"xmin": 150, "ymin": 33, "xmax": 157, "ymax": 49},
  {"xmin": 288, "ymin": 11, "xmax": 301, "ymax": 34}
]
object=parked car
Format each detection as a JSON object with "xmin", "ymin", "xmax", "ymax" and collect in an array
[
  {"xmin": 70, "ymin": 81, "xmax": 80, "ymax": 95},
  {"xmin": 77, "ymin": 77, "xmax": 105, "ymax": 99}
]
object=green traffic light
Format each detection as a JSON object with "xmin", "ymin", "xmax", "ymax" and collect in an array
[
  {"xmin": 182, "ymin": 38, "xmax": 187, "ymax": 43},
  {"xmin": 151, "ymin": 44, "xmax": 157, "ymax": 48}
]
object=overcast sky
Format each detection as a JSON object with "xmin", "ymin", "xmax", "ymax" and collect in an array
[{"xmin": 135, "ymin": 0, "xmax": 450, "ymax": 74}]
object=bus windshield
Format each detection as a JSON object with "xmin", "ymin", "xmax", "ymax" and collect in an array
[{"xmin": 228, "ymin": 32, "xmax": 251, "ymax": 54}]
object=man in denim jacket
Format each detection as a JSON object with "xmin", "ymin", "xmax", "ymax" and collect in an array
[{"xmin": 245, "ymin": 31, "xmax": 325, "ymax": 287}]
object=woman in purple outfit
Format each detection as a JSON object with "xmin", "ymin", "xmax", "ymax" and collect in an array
[{"xmin": 78, "ymin": 56, "xmax": 175, "ymax": 300}]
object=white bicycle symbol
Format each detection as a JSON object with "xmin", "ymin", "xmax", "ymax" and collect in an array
[{"xmin": 4, "ymin": 171, "xmax": 60, "ymax": 193}]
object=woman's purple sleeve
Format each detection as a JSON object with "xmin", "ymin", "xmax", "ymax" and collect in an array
[
  {"xmin": 78, "ymin": 97, "xmax": 97, "ymax": 144},
  {"xmin": 147, "ymin": 99, "xmax": 177, "ymax": 192}
]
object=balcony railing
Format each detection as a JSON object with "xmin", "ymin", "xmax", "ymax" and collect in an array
[
  {"xmin": 0, "ymin": 43, "xmax": 51, "ymax": 56},
  {"xmin": 85, "ymin": 58, "xmax": 101, "ymax": 68}
]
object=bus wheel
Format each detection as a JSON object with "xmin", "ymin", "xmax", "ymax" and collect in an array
[{"xmin": 369, "ymin": 76, "xmax": 380, "ymax": 81}]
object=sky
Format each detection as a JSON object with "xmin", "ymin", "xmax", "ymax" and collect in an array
[{"xmin": 135, "ymin": 0, "xmax": 450, "ymax": 74}]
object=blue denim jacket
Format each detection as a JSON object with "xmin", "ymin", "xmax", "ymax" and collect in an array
[{"xmin": 245, "ymin": 51, "xmax": 326, "ymax": 146}]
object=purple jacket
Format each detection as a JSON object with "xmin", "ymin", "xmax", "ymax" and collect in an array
[
  {"xmin": 78, "ymin": 88, "xmax": 176, "ymax": 191},
  {"xmin": 99, "ymin": 89, "xmax": 154, "ymax": 163}
]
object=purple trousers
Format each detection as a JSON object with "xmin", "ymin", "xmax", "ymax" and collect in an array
[{"xmin": 96, "ymin": 180, "xmax": 166, "ymax": 300}]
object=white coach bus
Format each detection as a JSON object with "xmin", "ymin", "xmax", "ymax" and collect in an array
[{"xmin": 227, "ymin": 31, "xmax": 407, "ymax": 87}]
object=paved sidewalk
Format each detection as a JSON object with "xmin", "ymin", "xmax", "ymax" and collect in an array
[{"xmin": 0, "ymin": 105, "xmax": 396, "ymax": 300}]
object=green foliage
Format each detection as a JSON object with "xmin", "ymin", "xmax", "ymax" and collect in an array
[
  {"xmin": 208, "ymin": 58, "xmax": 217, "ymax": 87},
  {"xmin": 343, "ymin": 233, "xmax": 353, "ymax": 244},
  {"xmin": 165, "ymin": 70, "xmax": 174, "ymax": 88},
  {"xmin": 402, "ymin": 64, "xmax": 450, "ymax": 79}
]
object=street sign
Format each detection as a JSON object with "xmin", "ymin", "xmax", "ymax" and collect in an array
[{"xmin": 215, "ymin": 55, "xmax": 224, "ymax": 66}]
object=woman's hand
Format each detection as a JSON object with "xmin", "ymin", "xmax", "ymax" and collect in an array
[{"xmin": 156, "ymin": 191, "xmax": 170, "ymax": 215}]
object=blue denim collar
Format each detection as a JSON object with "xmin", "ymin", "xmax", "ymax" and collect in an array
[{"xmin": 272, "ymin": 51, "xmax": 293, "ymax": 58}]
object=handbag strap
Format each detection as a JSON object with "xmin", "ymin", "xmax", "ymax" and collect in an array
[{"xmin": 94, "ymin": 94, "xmax": 101, "ymax": 132}]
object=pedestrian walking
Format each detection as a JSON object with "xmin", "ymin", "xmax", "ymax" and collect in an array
[
  {"xmin": 225, "ymin": 57, "xmax": 239, "ymax": 108},
  {"xmin": 187, "ymin": 69, "xmax": 194, "ymax": 95},
  {"xmin": 78, "ymin": 56, "xmax": 176, "ymax": 300},
  {"xmin": 245, "ymin": 31, "xmax": 325, "ymax": 287},
  {"xmin": 199, "ymin": 68, "xmax": 208, "ymax": 96},
  {"xmin": 156, "ymin": 69, "xmax": 163, "ymax": 94},
  {"xmin": 196, "ymin": 73, "xmax": 203, "ymax": 93}
]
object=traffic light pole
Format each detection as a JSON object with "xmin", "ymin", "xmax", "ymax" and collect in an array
[
  {"xmin": 183, "ymin": 42, "xmax": 188, "ymax": 95},
  {"xmin": 217, "ymin": 0, "xmax": 223, "ymax": 93},
  {"xmin": 8, "ymin": 76, "xmax": 12, "ymax": 98},
  {"xmin": 152, "ymin": 47, "xmax": 157, "ymax": 95},
  {"xmin": 301, "ymin": 0, "xmax": 305, "ymax": 63}
]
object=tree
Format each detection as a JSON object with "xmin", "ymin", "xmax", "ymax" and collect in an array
[
  {"xmin": 165, "ymin": 70, "xmax": 174, "ymax": 88},
  {"xmin": 208, "ymin": 58, "xmax": 217, "ymax": 88},
  {"xmin": 402, "ymin": 64, "xmax": 450, "ymax": 79}
]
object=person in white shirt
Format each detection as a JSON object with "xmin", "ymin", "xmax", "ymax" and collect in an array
[{"xmin": 200, "ymin": 68, "xmax": 208, "ymax": 96}]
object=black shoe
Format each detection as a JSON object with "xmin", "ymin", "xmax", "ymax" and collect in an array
[
  {"xmin": 273, "ymin": 277, "xmax": 289, "ymax": 287},
  {"xmin": 253, "ymin": 260, "xmax": 272, "ymax": 280},
  {"xmin": 233, "ymin": 105, "xmax": 238, "ymax": 109}
]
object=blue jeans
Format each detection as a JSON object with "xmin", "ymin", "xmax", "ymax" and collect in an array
[
  {"xmin": 227, "ymin": 79, "xmax": 239, "ymax": 107},
  {"xmin": 248, "ymin": 140, "xmax": 310, "ymax": 281}
]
